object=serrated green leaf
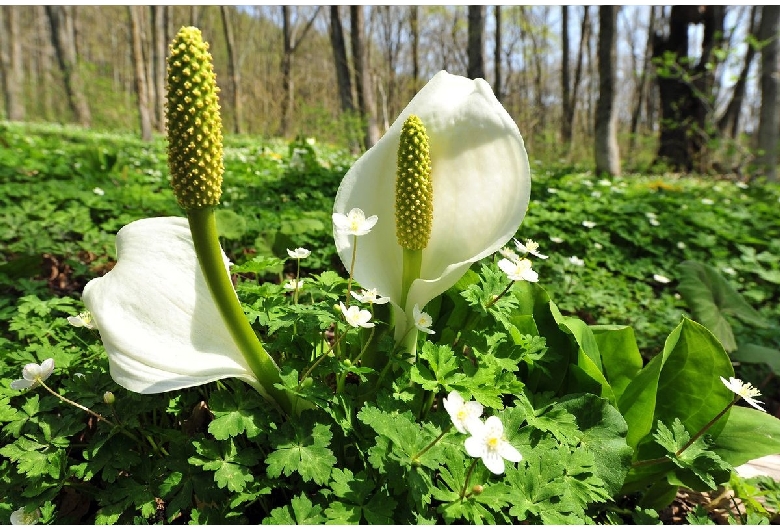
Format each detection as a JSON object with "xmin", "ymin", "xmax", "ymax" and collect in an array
[{"xmin": 265, "ymin": 414, "xmax": 336, "ymax": 485}]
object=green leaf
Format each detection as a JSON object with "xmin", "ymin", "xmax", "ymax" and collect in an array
[
  {"xmin": 557, "ymin": 394, "xmax": 632, "ymax": 497},
  {"xmin": 410, "ymin": 342, "xmax": 466, "ymax": 391},
  {"xmin": 712, "ymin": 406, "xmax": 780, "ymax": 467},
  {"xmin": 207, "ymin": 386, "xmax": 271, "ymax": 440},
  {"xmin": 265, "ymin": 412, "xmax": 336, "ymax": 485},
  {"xmin": 189, "ymin": 438, "xmax": 260, "ymax": 493},
  {"xmin": 654, "ymin": 318, "xmax": 734, "ymax": 441},
  {"xmin": 732, "ymin": 343, "xmax": 780, "ymax": 377},
  {"xmin": 677, "ymin": 260, "xmax": 768, "ymax": 352},
  {"xmin": 593, "ymin": 325, "xmax": 643, "ymax": 399},
  {"xmin": 263, "ymin": 493, "xmax": 325, "ymax": 525},
  {"xmin": 620, "ymin": 318, "xmax": 734, "ymax": 451}
]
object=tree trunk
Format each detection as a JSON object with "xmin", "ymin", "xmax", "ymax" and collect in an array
[
  {"xmin": 280, "ymin": 6, "xmax": 293, "ymax": 137},
  {"xmin": 568, "ymin": 7, "xmax": 590, "ymax": 144},
  {"xmin": 221, "ymin": 6, "xmax": 242, "ymax": 134},
  {"xmin": 329, "ymin": 6, "xmax": 353, "ymax": 113},
  {"xmin": 595, "ymin": 6, "xmax": 620, "ymax": 176},
  {"xmin": 494, "ymin": 6, "xmax": 502, "ymax": 100},
  {"xmin": 351, "ymin": 6, "xmax": 380, "ymax": 149},
  {"xmin": 561, "ymin": 6, "xmax": 571, "ymax": 145},
  {"xmin": 629, "ymin": 6, "xmax": 655, "ymax": 149},
  {"xmin": 718, "ymin": 6, "xmax": 759, "ymax": 139},
  {"xmin": 410, "ymin": 6, "xmax": 419, "ymax": 93},
  {"xmin": 467, "ymin": 5, "xmax": 485, "ymax": 79},
  {"xmin": 0, "ymin": 6, "xmax": 25, "ymax": 121},
  {"xmin": 653, "ymin": 5, "xmax": 725, "ymax": 172},
  {"xmin": 45, "ymin": 5, "xmax": 91, "ymax": 127},
  {"xmin": 128, "ymin": 6, "xmax": 152, "ymax": 141},
  {"xmin": 151, "ymin": 5, "xmax": 167, "ymax": 132},
  {"xmin": 756, "ymin": 5, "xmax": 779, "ymax": 181},
  {"xmin": 279, "ymin": 6, "xmax": 321, "ymax": 137}
]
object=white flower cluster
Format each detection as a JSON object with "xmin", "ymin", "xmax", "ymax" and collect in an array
[
  {"xmin": 497, "ymin": 238, "xmax": 545, "ymax": 283},
  {"xmin": 443, "ymin": 390, "xmax": 522, "ymax": 475}
]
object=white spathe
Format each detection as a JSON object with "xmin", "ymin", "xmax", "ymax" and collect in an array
[
  {"xmin": 82, "ymin": 217, "xmax": 257, "ymax": 393},
  {"xmin": 333, "ymin": 71, "xmax": 531, "ymax": 335}
]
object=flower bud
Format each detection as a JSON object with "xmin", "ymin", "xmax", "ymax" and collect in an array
[
  {"xmin": 471, "ymin": 484, "xmax": 484, "ymax": 495},
  {"xmin": 103, "ymin": 391, "xmax": 116, "ymax": 404},
  {"xmin": 165, "ymin": 26, "xmax": 224, "ymax": 210},
  {"xmin": 395, "ymin": 115, "xmax": 433, "ymax": 250}
]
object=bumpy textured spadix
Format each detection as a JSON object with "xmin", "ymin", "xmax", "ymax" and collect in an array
[
  {"xmin": 395, "ymin": 115, "xmax": 433, "ymax": 250},
  {"xmin": 333, "ymin": 71, "xmax": 531, "ymax": 337},
  {"xmin": 166, "ymin": 26, "xmax": 223, "ymax": 210}
]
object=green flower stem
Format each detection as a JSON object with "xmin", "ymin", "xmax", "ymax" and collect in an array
[
  {"xmin": 187, "ymin": 208, "xmax": 292, "ymax": 415},
  {"xmin": 411, "ymin": 424, "xmax": 451, "ymax": 462},
  {"xmin": 632, "ymin": 397, "xmax": 738, "ymax": 468},
  {"xmin": 398, "ymin": 247, "xmax": 423, "ymax": 358},
  {"xmin": 675, "ymin": 398, "xmax": 736, "ymax": 457},
  {"xmin": 400, "ymin": 248, "xmax": 422, "ymax": 310},
  {"xmin": 460, "ymin": 460, "xmax": 479, "ymax": 500}
]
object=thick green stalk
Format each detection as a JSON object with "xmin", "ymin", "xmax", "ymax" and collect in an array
[{"xmin": 188, "ymin": 208, "xmax": 292, "ymax": 414}]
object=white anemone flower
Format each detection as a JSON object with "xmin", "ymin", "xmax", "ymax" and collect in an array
[
  {"xmin": 498, "ymin": 257, "xmax": 538, "ymax": 283},
  {"xmin": 82, "ymin": 217, "xmax": 259, "ymax": 394},
  {"xmin": 67, "ymin": 311, "xmax": 97, "ymax": 330},
  {"xmin": 720, "ymin": 376, "xmax": 765, "ymax": 411},
  {"xmin": 332, "ymin": 208, "xmax": 378, "ymax": 237},
  {"xmin": 569, "ymin": 256, "xmax": 585, "ymax": 267},
  {"xmin": 582, "ymin": 220, "xmax": 597, "ymax": 229},
  {"xmin": 464, "ymin": 416, "xmax": 523, "ymax": 475},
  {"xmin": 10, "ymin": 507, "xmax": 40, "ymax": 525},
  {"xmin": 443, "ymin": 390, "xmax": 483, "ymax": 434},
  {"xmin": 10, "ymin": 358, "xmax": 55, "ymax": 390},
  {"xmin": 332, "ymin": 71, "xmax": 531, "ymax": 337},
  {"xmin": 284, "ymin": 278, "xmax": 305, "ymax": 290},
  {"xmin": 351, "ymin": 288, "xmax": 390, "ymax": 305},
  {"xmin": 513, "ymin": 238, "xmax": 548, "ymax": 259},
  {"xmin": 339, "ymin": 302, "xmax": 375, "ymax": 328},
  {"xmin": 286, "ymin": 247, "xmax": 311, "ymax": 259},
  {"xmin": 412, "ymin": 305, "xmax": 435, "ymax": 335}
]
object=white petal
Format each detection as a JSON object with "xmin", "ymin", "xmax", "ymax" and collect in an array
[
  {"xmin": 499, "ymin": 442, "xmax": 523, "ymax": 463},
  {"xmin": 464, "ymin": 435, "xmax": 485, "ymax": 459},
  {"xmin": 482, "ymin": 453, "xmax": 506, "ymax": 475},
  {"xmin": 334, "ymin": 71, "xmax": 530, "ymax": 336},
  {"xmin": 82, "ymin": 217, "xmax": 257, "ymax": 394},
  {"xmin": 39, "ymin": 358, "xmax": 55, "ymax": 380},
  {"xmin": 10, "ymin": 379, "xmax": 34, "ymax": 390}
]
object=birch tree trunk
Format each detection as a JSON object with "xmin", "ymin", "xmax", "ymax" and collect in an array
[{"xmin": 595, "ymin": 6, "xmax": 621, "ymax": 176}]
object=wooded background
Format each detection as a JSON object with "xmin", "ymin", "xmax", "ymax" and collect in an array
[{"xmin": 0, "ymin": 5, "xmax": 777, "ymax": 179}]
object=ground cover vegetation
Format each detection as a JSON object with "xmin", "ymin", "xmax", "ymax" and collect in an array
[{"xmin": 1, "ymin": 115, "xmax": 780, "ymax": 524}]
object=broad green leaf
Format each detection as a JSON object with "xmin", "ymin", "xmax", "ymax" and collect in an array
[
  {"xmin": 732, "ymin": 343, "xmax": 780, "ymax": 376},
  {"xmin": 593, "ymin": 325, "xmax": 643, "ymax": 399},
  {"xmin": 677, "ymin": 260, "xmax": 768, "ymax": 352},
  {"xmin": 654, "ymin": 318, "xmax": 734, "ymax": 441},
  {"xmin": 711, "ymin": 406, "xmax": 780, "ymax": 466},
  {"xmin": 558, "ymin": 394, "xmax": 632, "ymax": 497}
]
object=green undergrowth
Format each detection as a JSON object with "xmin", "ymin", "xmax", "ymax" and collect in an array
[{"xmin": 2, "ymin": 121, "xmax": 780, "ymax": 524}]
